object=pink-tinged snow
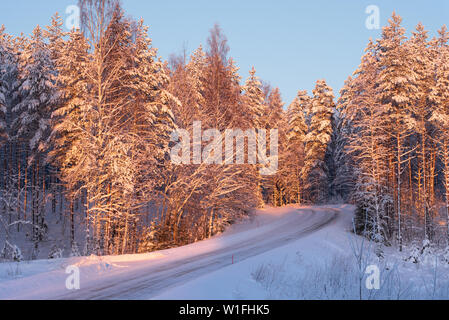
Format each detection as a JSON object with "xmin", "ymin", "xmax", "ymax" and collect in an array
[
  {"xmin": 0, "ymin": 205, "xmax": 340, "ymax": 299},
  {"xmin": 153, "ymin": 205, "xmax": 354, "ymax": 300},
  {"xmin": 1, "ymin": 205, "xmax": 448, "ymax": 300}
]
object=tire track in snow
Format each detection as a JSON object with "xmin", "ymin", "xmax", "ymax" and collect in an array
[{"xmin": 57, "ymin": 207, "xmax": 339, "ymax": 300}]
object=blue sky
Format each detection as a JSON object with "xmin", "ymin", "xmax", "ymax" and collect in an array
[{"xmin": 1, "ymin": 1, "xmax": 448, "ymax": 104}]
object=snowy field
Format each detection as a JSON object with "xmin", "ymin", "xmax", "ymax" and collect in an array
[{"xmin": 1, "ymin": 205, "xmax": 449, "ymax": 300}]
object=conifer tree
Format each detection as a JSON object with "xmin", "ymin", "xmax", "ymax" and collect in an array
[
  {"xmin": 14, "ymin": 25, "xmax": 58, "ymax": 159},
  {"xmin": 285, "ymin": 90, "xmax": 309, "ymax": 203},
  {"xmin": 243, "ymin": 67, "xmax": 266, "ymax": 129},
  {"xmin": 303, "ymin": 80, "xmax": 335, "ymax": 202},
  {"xmin": 376, "ymin": 13, "xmax": 420, "ymax": 245},
  {"xmin": 430, "ymin": 25, "xmax": 449, "ymax": 244}
]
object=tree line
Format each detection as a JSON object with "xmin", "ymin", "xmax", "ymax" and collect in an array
[
  {"xmin": 340, "ymin": 13, "xmax": 449, "ymax": 250},
  {"xmin": 0, "ymin": 2, "xmax": 448, "ymax": 260}
]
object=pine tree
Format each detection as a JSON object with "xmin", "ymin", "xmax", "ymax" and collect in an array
[
  {"xmin": 243, "ymin": 67, "xmax": 266, "ymax": 128},
  {"xmin": 14, "ymin": 25, "xmax": 59, "ymax": 159},
  {"xmin": 266, "ymin": 88, "xmax": 284, "ymax": 128},
  {"xmin": 13, "ymin": 25, "xmax": 59, "ymax": 252},
  {"xmin": 49, "ymin": 28, "xmax": 90, "ymax": 251},
  {"xmin": 407, "ymin": 23, "xmax": 437, "ymax": 242},
  {"xmin": 0, "ymin": 26, "xmax": 10, "ymax": 144},
  {"xmin": 303, "ymin": 80, "xmax": 335, "ymax": 203},
  {"xmin": 285, "ymin": 90, "xmax": 309, "ymax": 204},
  {"xmin": 242, "ymin": 68, "xmax": 269, "ymax": 205},
  {"xmin": 287, "ymin": 90, "xmax": 309, "ymax": 146},
  {"xmin": 376, "ymin": 13, "xmax": 419, "ymax": 246},
  {"xmin": 118, "ymin": 19, "xmax": 178, "ymax": 254},
  {"xmin": 44, "ymin": 13, "xmax": 66, "ymax": 62},
  {"xmin": 430, "ymin": 25, "xmax": 449, "ymax": 244},
  {"xmin": 0, "ymin": 28, "xmax": 27, "ymax": 229},
  {"xmin": 262, "ymin": 88, "xmax": 285, "ymax": 206},
  {"xmin": 340, "ymin": 38, "xmax": 394, "ymax": 243},
  {"xmin": 327, "ymin": 110, "xmax": 353, "ymax": 201}
]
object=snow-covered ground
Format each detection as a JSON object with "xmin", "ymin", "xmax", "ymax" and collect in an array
[{"xmin": 1, "ymin": 205, "xmax": 449, "ymax": 300}]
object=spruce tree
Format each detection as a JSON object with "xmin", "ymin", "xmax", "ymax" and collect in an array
[{"xmin": 303, "ymin": 80, "xmax": 335, "ymax": 203}]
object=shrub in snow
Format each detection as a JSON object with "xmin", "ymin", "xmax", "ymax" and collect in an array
[
  {"xmin": 0, "ymin": 244, "xmax": 6, "ymax": 260},
  {"xmin": 353, "ymin": 204, "xmax": 369, "ymax": 236},
  {"xmin": 404, "ymin": 239, "xmax": 436, "ymax": 265},
  {"xmin": 6, "ymin": 262, "xmax": 22, "ymax": 278},
  {"xmin": 420, "ymin": 238, "xmax": 434, "ymax": 264},
  {"xmin": 374, "ymin": 243, "xmax": 384, "ymax": 260},
  {"xmin": 405, "ymin": 243, "xmax": 421, "ymax": 264},
  {"xmin": 48, "ymin": 245, "xmax": 63, "ymax": 259},
  {"xmin": 94, "ymin": 242, "xmax": 101, "ymax": 256},
  {"xmin": 442, "ymin": 246, "xmax": 449, "ymax": 264},
  {"xmin": 1, "ymin": 242, "xmax": 23, "ymax": 262},
  {"xmin": 138, "ymin": 223, "xmax": 158, "ymax": 253},
  {"xmin": 70, "ymin": 242, "xmax": 81, "ymax": 257},
  {"xmin": 11, "ymin": 245, "xmax": 23, "ymax": 262},
  {"xmin": 31, "ymin": 244, "xmax": 40, "ymax": 260},
  {"xmin": 251, "ymin": 261, "xmax": 286, "ymax": 292}
]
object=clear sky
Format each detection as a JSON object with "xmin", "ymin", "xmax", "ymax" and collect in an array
[{"xmin": 1, "ymin": 1, "xmax": 448, "ymax": 104}]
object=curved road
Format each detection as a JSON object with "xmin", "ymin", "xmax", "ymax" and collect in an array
[{"xmin": 56, "ymin": 207, "xmax": 340, "ymax": 300}]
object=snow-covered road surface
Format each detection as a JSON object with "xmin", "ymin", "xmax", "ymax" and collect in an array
[
  {"xmin": 0, "ymin": 206, "xmax": 345, "ymax": 300},
  {"xmin": 63, "ymin": 207, "xmax": 338, "ymax": 300}
]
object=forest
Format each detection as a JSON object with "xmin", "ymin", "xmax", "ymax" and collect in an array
[{"xmin": 1, "ymin": 0, "xmax": 449, "ymax": 261}]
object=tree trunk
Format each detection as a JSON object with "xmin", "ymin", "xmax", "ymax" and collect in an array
[
  {"xmin": 397, "ymin": 133, "xmax": 402, "ymax": 252},
  {"xmin": 122, "ymin": 212, "xmax": 129, "ymax": 255},
  {"xmin": 443, "ymin": 139, "xmax": 449, "ymax": 245},
  {"xmin": 70, "ymin": 196, "xmax": 75, "ymax": 249},
  {"xmin": 31, "ymin": 161, "xmax": 36, "ymax": 241},
  {"xmin": 17, "ymin": 147, "xmax": 21, "ymax": 232},
  {"xmin": 208, "ymin": 208, "xmax": 214, "ymax": 239},
  {"xmin": 23, "ymin": 151, "xmax": 28, "ymax": 221}
]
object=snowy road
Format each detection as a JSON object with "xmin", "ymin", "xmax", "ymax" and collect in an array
[
  {"xmin": 0, "ymin": 206, "xmax": 345, "ymax": 300},
  {"xmin": 55, "ymin": 207, "xmax": 339, "ymax": 300},
  {"xmin": 4, "ymin": 205, "xmax": 447, "ymax": 300}
]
